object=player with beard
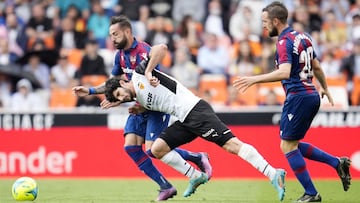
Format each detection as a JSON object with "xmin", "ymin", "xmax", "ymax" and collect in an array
[
  {"xmin": 233, "ymin": 2, "xmax": 351, "ymax": 202},
  {"xmin": 72, "ymin": 15, "xmax": 212, "ymax": 201}
]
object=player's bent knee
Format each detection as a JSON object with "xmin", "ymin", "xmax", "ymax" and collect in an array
[
  {"xmin": 151, "ymin": 139, "xmax": 171, "ymax": 159},
  {"xmin": 222, "ymin": 138, "xmax": 241, "ymax": 155}
]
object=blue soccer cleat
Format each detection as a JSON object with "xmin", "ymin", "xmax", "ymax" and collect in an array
[
  {"xmin": 183, "ymin": 172, "xmax": 208, "ymax": 197},
  {"xmin": 271, "ymin": 169, "xmax": 286, "ymax": 201}
]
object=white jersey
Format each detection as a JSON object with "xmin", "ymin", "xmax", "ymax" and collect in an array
[{"xmin": 132, "ymin": 67, "xmax": 201, "ymax": 122}]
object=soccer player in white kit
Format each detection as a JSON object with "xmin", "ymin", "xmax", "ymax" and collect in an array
[{"xmin": 104, "ymin": 44, "xmax": 287, "ymax": 201}]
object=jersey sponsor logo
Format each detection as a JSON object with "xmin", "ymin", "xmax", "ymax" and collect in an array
[
  {"xmin": 287, "ymin": 113, "xmax": 294, "ymax": 121},
  {"xmin": 202, "ymin": 128, "xmax": 218, "ymax": 138},
  {"xmin": 122, "ymin": 68, "xmax": 134, "ymax": 73},
  {"xmin": 146, "ymin": 92, "xmax": 153, "ymax": 109}
]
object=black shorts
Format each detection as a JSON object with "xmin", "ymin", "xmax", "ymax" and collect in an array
[{"xmin": 159, "ymin": 99, "xmax": 235, "ymax": 150}]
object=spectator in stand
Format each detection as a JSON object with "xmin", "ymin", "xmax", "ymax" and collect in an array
[
  {"xmin": 0, "ymin": 39, "xmax": 19, "ymax": 65},
  {"xmin": 2, "ymin": 13, "xmax": 26, "ymax": 57},
  {"xmin": 345, "ymin": 0, "xmax": 360, "ymax": 25},
  {"xmin": 76, "ymin": 39, "xmax": 108, "ymax": 79},
  {"xmin": 149, "ymin": 0, "xmax": 173, "ymax": 18},
  {"xmin": 172, "ymin": 0, "xmax": 207, "ymax": 25},
  {"xmin": 171, "ymin": 46, "xmax": 200, "ymax": 91},
  {"xmin": 321, "ymin": 10, "xmax": 348, "ymax": 55},
  {"xmin": 50, "ymin": 53, "xmax": 78, "ymax": 89},
  {"xmin": 204, "ymin": 0, "xmax": 224, "ymax": 36},
  {"xmin": 145, "ymin": 15, "xmax": 175, "ymax": 53},
  {"xmin": 291, "ymin": 5, "xmax": 312, "ymax": 34},
  {"xmin": 259, "ymin": 37, "xmax": 276, "ymax": 74},
  {"xmin": 9, "ymin": 78, "xmax": 47, "ymax": 111},
  {"xmin": 321, "ymin": 0, "xmax": 349, "ymax": 22},
  {"xmin": 22, "ymin": 53, "xmax": 50, "ymax": 90},
  {"xmin": 0, "ymin": 73, "xmax": 12, "ymax": 108},
  {"xmin": 25, "ymin": 3, "xmax": 55, "ymax": 51},
  {"xmin": 65, "ymin": 4, "xmax": 88, "ymax": 33},
  {"xmin": 55, "ymin": 16, "xmax": 87, "ymax": 50},
  {"xmin": 100, "ymin": 0, "xmax": 119, "ymax": 18},
  {"xmin": 340, "ymin": 39, "xmax": 360, "ymax": 105},
  {"xmin": 347, "ymin": 13, "xmax": 360, "ymax": 43},
  {"xmin": 320, "ymin": 50, "xmax": 343, "ymax": 79},
  {"xmin": 87, "ymin": 0, "xmax": 110, "ymax": 48},
  {"xmin": 53, "ymin": 0, "xmax": 90, "ymax": 19},
  {"xmin": 229, "ymin": 3, "xmax": 262, "ymax": 42},
  {"xmin": 307, "ymin": 2, "xmax": 323, "ymax": 33},
  {"xmin": 175, "ymin": 15, "xmax": 203, "ymax": 62},
  {"xmin": 228, "ymin": 40, "xmax": 261, "ymax": 77},
  {"xmin": 13, "ymin": 0, "xmax": 31, "ymax": 24},
  {"xmin": 116, "ymin": 0, "xmax": 149, "ymax": 22},
  {"xmin": 197, "ymin": 32, "xmax": 230, "ymax": 77}
]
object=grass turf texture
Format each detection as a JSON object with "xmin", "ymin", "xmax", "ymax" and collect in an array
[{"xmin": 1, "ymin": 178, "xmax": 359, "ymax": 203}]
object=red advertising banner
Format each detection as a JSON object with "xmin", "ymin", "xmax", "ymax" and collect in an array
[{"xmin": 0, "ymin": 126, "xmax": 359, "ymax": 179}]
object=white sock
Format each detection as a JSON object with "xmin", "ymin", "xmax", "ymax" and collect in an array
[
  {"xmin": 238, "ymin": 143, "xmax": 276, "ymax": 180},
  {"xmin": 160, "ymin": 150, "xmax": 202, "ymax": 179}
]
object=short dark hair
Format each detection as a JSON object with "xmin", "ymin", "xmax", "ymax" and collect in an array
[
  {"xmin": 105, "ymin": 78, "xmax": 122, "ymax": 102},
  {"xmin": 263, "ymin": 1, "xmax": 288, "ymax": 24},
  {"xmin": 110, "ymin": 15, "xmax": 132, "ymax": 31}
]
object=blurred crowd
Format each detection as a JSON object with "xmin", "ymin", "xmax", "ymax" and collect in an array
[{"xmin": 0, "ymin": 0, "xmax": 359, "ymax": 111}]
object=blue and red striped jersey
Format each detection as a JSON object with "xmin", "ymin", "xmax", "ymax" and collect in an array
[{"xmin": 275, "ymin": 27, "xmax": 318, "ymax": 95}]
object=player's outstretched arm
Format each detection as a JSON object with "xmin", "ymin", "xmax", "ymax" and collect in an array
[{"xmin": 233, "ymin": 64, "xmax": 290, "ymax": 93}]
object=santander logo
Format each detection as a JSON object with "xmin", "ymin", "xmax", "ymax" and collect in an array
[{"xmin": 0, "ymin": 146, "xmax": 78, "ymax": 175}]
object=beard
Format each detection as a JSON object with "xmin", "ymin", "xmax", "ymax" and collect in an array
[
  {"xmin": 114, "ymin": 38, "xmax": 128, "ymax": 50},
  {"xmin": 268, "ymin": 27, "xmax": 279, "ymax": 37},
  {"xmin": 123, "ymin": 88, "xmax": 135, "ymax": 102}
]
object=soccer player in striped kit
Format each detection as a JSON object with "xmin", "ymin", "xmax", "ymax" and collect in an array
[{"xmin": 233, "ymin": 1, "xmax": 351, "ymax": 202}]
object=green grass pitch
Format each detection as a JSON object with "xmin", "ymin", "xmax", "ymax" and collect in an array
[{"xmin": 1, "ymin": 178, "xmax": 359, "ymax": 203}]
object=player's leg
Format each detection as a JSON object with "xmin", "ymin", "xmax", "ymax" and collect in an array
[
  {"xmin": 280, "ymin": 94, "xmax": 321, "ymax": 202},
  {"xmin": 124, "ymin": 114, "xmax": 176, "ymax": 201},
  {"xmin": 151, "ymin": 122, "xmax": 209, "ymax": 197},
  {"xmin": 218, "ymin": 136, "xmax": 286, "ymax": 201},
  {"xmin": 146, "ymin": 111, "xmax": 212, "ymax": 178},
  {"xmin": 186, "ymin": 99, "xmax": 286, "ymax": 201},
  {"xmin": 298, "ymin": 142, "xmax": 351, "ymax": 191}
]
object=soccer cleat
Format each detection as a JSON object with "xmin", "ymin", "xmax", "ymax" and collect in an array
[
  {"xmin": 183, "ymin": 172, "xmax": 208, "ymax": 197},
  {"xmin": 271, "ymin": 169, "xmax": 286, "ymax": 201},
  {"xmin": 156, "ymin": 186, "xmax": 177, "ymax": 201},
  {"xmin": 336, "ymin": 157, "xmax": 351, "ymax": 191},
  {"xmin": 197, "ymin": 152, "xmax": 213, "ymax": 180},
  {"xmin": 295, "ymin": 193, "xmax": 322, "ymax": 202}
]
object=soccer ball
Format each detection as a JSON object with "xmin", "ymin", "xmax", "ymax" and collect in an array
[{"xmin": 12, "ymin": 177, "xmax": 38, "ymax": 201}]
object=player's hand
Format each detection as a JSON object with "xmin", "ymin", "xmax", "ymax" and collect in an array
[
  {"xmin": 100, "ymin": 99, "xmax": 121, "ymax": 109},
  {"xmin": 232, "ymin": 76, "xmax": 256, "ymax": 93},
  {"xmin": 146, "ymin": 73, "xmax": 160, "ymax": 87},
  {"xmin": 128, "ymin": 104, "xmax": 146, "ymax": 114},
  {"xmin": 72, "ymin": 86, "xmax": 90, "ymax": 97},
  {"xmin": 320, "ymin": 88, "xmax": 334, "ymax": 106}
]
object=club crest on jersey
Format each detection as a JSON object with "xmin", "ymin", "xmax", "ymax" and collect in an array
[
  {"xmin": 130, "ymin": 55, "xmax": 136, "ymax": 64},
  {"xmin": 138, "ymin": 82, "xmax": 145, "ymax": 89}
]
